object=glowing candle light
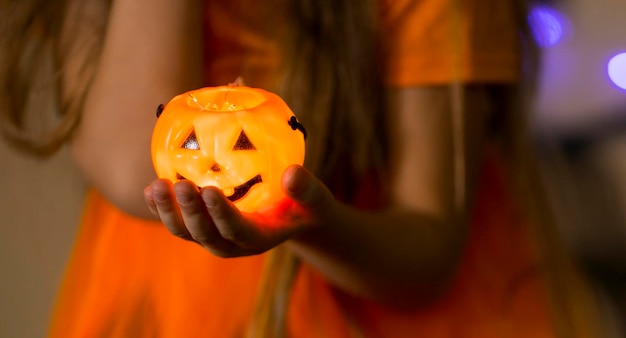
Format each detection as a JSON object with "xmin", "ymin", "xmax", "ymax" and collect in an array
[{"xmin": 608, "ymin": 52, "xmax": 626, "ymax": 91}]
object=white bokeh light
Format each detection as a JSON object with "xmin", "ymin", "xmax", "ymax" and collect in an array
[{"xmin": 607, "ymin": 52, "xmax": 626, "ymax": 91}]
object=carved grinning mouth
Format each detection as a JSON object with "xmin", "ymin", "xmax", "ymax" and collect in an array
[
  {"xmin": 176, "ymin": 173, "xmax": 263, "ymax": 203},
  {"xmin": 224, "ymin": 174, "xmax": 262, "ymax": 202}
]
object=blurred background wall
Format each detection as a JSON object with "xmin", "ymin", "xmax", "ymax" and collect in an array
[
  {"xmin": 530, "ymin": 0, "xmax": 626, "ymax": 336},
  {"xmin": 1, "ymin": 0, "xmax": 625, "ymax": 337},
  {"xmin": 0, "ymin": 144, "xmax": 85, "ymax": 337}
]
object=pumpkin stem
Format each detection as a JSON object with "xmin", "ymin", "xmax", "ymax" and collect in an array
[{"xmin": 229, "ymin": 76, "xmax": 246, "ymax": 87}]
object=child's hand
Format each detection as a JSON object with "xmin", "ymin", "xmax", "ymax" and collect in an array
[{"xmin": 144, "ymin": 165, "xmax": 335, "ymax": 257}]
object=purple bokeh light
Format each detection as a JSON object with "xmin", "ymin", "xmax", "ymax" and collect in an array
[{"xmin": 528, "ymin": 5, "xmax": 570, "ymax": 48}]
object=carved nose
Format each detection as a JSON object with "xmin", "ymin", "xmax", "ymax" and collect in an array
[{"xmin": 210, "ymin": 162, "xmax": 221, "ymax": 173}]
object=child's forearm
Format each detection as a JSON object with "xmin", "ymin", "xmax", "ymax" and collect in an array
[
  {"xmin": 286, "ymin": 86, "xmax": 490, "ymax": 307},
  {"xmin": 68, "ymin": 0, "xmax": 204, "ymax": 218},
  {"xmin": 287, "ymin": 202, "xmax": 468, "ymax": 308}
]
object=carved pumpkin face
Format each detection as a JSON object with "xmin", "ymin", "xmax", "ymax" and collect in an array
[{"xmin": 151, "ymin": 86, "xmax": 305, "ymax": 213}]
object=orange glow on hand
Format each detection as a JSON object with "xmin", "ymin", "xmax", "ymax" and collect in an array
[{"xmin": 151, "ymin": 85, "xmax": 306, "ymax": 213}]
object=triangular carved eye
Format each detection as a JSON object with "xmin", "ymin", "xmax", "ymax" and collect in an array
[
  {"xmin": 181, "ymin": 130, "xmax": 200, "ymax": 150},
  {"xmin": 232, "ymin": 130, "xmax": 256, "ymax": 151}
]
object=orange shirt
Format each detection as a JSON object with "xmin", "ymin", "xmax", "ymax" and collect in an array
[
  {"xmin": 201, "ymin": 0, "xmax": 520, "ymax": 88},
  {"xmin": 49, "ymin": 1, "xmax": 554, "ymax": 337},
  {"xmin": 380, "ymin": 0, "xmax": 520, "ymax": 85}
]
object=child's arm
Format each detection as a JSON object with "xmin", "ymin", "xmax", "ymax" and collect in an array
[
  {"xmin": 145, "ymin": 85, "xmax": 492, "ymax": 307},
  {"xmin": 65, "ymin": 0, "xmax": 204, "ymax": 218}
]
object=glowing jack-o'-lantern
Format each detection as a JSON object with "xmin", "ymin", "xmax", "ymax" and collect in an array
[{"xmin": 151, "ymin": 85, "xmax": 306, "ymax": 213}]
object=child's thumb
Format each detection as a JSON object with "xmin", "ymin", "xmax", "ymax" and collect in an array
[{"xmin": 282, "ymin": 165, "xmax": 333, "ymax": 211}]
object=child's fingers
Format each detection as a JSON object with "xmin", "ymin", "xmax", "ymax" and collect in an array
[
  {"xmin": 143, "ymin": 185, "xmax": 159, "ymax": 217},
  {"xmin": 200, "ymin": 187, "xmax": 261, "ymax": 254},
  {"xmin": 174, "ymin": 182, "xmax": 242, "ymax": 256},
  {"xmin": 150, "ymin": 179, "xmax": 192, "ymax": 240}
]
